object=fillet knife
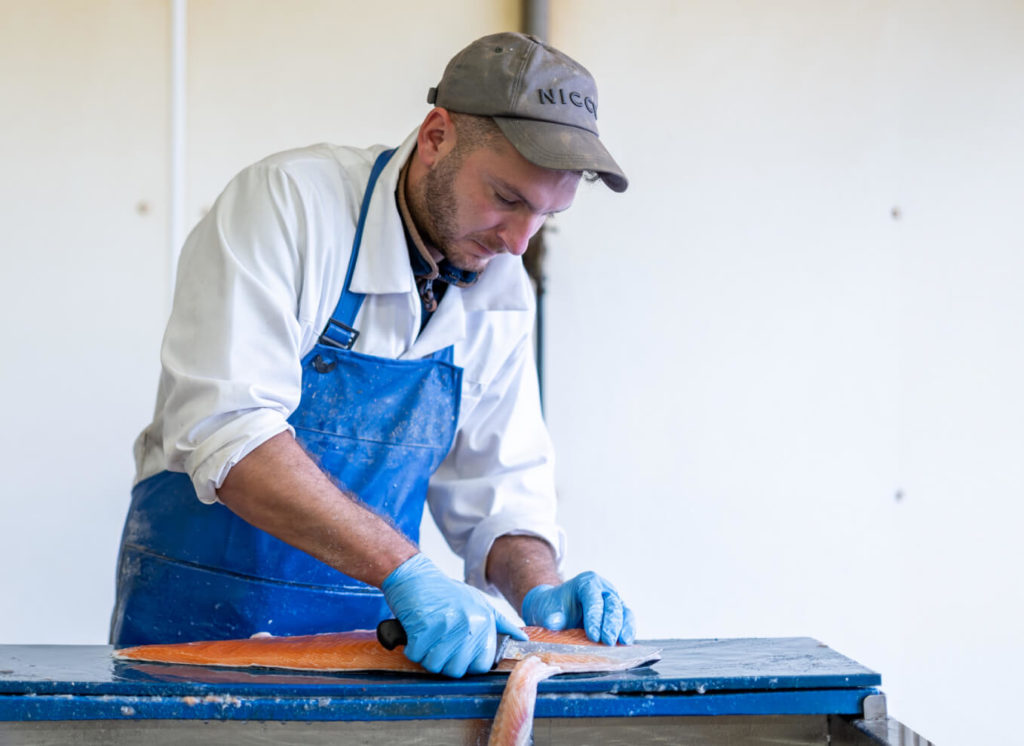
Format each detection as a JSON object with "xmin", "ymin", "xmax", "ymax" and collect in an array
[{"xmin": 375, "ymin": 618, "xmax": 661, "ymax": 670}]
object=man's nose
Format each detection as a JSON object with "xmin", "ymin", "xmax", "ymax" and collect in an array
[{"xmin": 501, "ymin": 213, "xmax": 546, "ymax": 256}]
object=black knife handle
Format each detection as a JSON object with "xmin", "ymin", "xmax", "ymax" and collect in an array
[
  {"xmin": 376, "ymin": 618, "xmax": 407, "ymax": 650},
  {"xmin": 377, "ymin": 619, "xmax": 510, "ymax": 667}
]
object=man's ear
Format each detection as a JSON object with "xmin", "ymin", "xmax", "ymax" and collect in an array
[{"xmin": 415, "ymin": 107, "xmax": 456, "ymax": 169}]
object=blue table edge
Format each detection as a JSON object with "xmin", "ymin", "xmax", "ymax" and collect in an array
[{"xmin": 0, "ymin": 687, "xmax": 884, "ymax": 722}]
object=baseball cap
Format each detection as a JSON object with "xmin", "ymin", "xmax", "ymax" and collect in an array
[{"xmin": 427, "ymin": 32, "xmax": 628, "ymax": 192}]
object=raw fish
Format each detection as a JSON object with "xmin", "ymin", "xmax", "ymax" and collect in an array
[{"xmin": 114, "ymin": 626, "xmax": 635, "ymax": 674}]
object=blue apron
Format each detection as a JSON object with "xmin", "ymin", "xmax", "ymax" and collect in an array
[{"xmin": 110, "ymin": 150, "xmax": 462, "ymax": 646}]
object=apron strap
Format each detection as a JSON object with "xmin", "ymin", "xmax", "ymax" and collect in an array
[
  {"xmin": 319, "ymin": 148, "xmax": 397, "ymax": 350},
  {"xmin": 431, "ymin": 345, "xmax": 455, "ymax": 365}
]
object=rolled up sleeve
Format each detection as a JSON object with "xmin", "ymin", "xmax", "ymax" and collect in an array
[
  {"xmin": 157, "ymin": 161, "xmax": 315, "ymax": 503},
  {"xmin": 427, "ymin": 330, "xmax": 566, "ymax": 594}
]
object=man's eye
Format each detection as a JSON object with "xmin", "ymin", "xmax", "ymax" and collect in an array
[{"xmin": 495, "ymin": 193, "xmax": 517, "ymax": 206}]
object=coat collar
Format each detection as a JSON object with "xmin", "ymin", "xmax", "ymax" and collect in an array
[{"xmin": 346, "ymin": 132, "xmax": 418, "ymax": 297}]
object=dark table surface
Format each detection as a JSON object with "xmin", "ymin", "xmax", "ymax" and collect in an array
[{"xmin": 0, "ymin": 637, "xmax": 881, "ymax": 721}]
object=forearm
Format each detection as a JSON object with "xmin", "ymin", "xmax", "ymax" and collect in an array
[
  {"xmin": 485, "ymin": 535, "xmax": 562, "ymax": 614},
  {"xmin": 217, "ymin": 431, "xmax": 417, "ymax": 587}
]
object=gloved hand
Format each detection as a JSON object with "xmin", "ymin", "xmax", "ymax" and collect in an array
[
  {"xmin": 381, "ymin": 553, "xmax": 527, "ymax": 678},
  {"xmin": 521, "ymin": 571, "xmax": 636, "ymax": 645}
]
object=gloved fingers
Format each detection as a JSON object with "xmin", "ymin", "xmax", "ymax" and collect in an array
[
  {"xmin": 524, "ymin": 585, "xmax": 569, "ymax": 630},
  {"xmin": 495, "ymin": 612, "xmax": 530, "ymax": 641},
  {"xmin": 599, "ymin": 591, "xmax": 624, "ymax": 646},
  {"xmin": 542, "ymin": 608, "xmax": 568, "ymax": 630},
  {"xmin": 442, "ymin": 610, "xmax": 503, "ymax": 678},
  {"xmin": 619, "ymin": 605, "xmax": 637, "ymax": 645},
  {"xmin": 524, "ymin": 574, "xmax": 634, "ymax": 644},
  {"xmin": 578, "ymin": 577, "xmax": 607, "ymax": 642},
  {"xmin": 434, "ymin": 633, "xmax": 491, "ymax": 678},
  {"xmin": 402, "ymin": 607, "xmax": 463, "ymax": 663},
  {"xmin": 420, "ymin": 639, "xmax": 459, "ymax": 676},
  {"xmin": 520, "ymin": 584, "xmax": 554, "ymax": 628},
  {"xmin": 418, "ymin": 603, "xmax": 496, "ymax": 678},
  {"xmin": 463, "ymin": 633, "xmax": 498, "ymax": 676},
  {"xmin": 401, "ymin": 621, "xmax": 438, "ymax": 664}
]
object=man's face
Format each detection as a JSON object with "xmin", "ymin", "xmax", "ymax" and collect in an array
[{"xmin": 417, "ymin": 137, "xmax": 581, "ymax": 273}]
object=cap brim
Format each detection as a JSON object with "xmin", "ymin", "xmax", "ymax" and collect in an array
[{"xmin": 493, "ymin": 117, "xmax": 629, "ymax": 193}]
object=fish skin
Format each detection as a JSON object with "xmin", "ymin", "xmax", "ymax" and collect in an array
[{"xmin": 488, "ymin": 656, "xmax": 562, "ymax": 746}]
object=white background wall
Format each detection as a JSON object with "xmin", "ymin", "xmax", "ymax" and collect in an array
[{"xmin": 2, "ymin": 2, "xmax": 1022, "ymax": 744}]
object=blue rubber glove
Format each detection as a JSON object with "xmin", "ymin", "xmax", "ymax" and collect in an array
[
  {"xmin": 381, "ymin": 553, "xmax": 528, "ymax": 678},
  {"xmin": 521, "ymin": 571, "xmax": 636, "ymax": 645}
]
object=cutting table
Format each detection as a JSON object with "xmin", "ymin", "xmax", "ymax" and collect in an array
[{"xmin": 0, "ymin": 636, "xmax": 930, "ymax": 744}]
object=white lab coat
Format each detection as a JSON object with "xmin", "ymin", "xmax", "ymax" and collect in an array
[{"xmin": 133, "ymin": 131, "xmax": 565, "ymax": 593}]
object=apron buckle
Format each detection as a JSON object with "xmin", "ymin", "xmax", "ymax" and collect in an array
[{"xmin": 319, "ymin": 318, "xmax": 360, "ymax": 350}]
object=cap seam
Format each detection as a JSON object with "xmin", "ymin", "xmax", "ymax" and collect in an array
[{"xmin": 509, "ymin": 41, "xmax": 535, "ymax": 109}]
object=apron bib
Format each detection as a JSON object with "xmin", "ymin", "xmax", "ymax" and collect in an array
[{"xmin": 111, "ymin": 150, "xmax": 462, "ymax": 645}]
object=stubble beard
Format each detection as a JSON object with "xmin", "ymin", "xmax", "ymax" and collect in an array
[{"xmin": 415, "ymin": 150, "xmax": 490, "ymax": 274}]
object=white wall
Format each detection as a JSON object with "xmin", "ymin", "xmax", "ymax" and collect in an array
[
  {"xmin": 543, "ymin": 3, "xmax": 1024, "ymax": 744},
  {"xmin": 2, "ymin": 2, "xmax": 1022, "ymax": 744},
  {"xmin": 0, "ymin": 0, "xmax": 169, "ymax": 642}
]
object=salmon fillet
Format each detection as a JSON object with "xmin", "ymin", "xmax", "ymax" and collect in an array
[{"xmin": 114, "ymin": 626, "xmax": 616, "ymax": 673}]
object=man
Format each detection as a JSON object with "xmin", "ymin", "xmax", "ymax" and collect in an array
[{"xmin": 111, "ymin": 32, "xmax": 634, "ymax": 678}]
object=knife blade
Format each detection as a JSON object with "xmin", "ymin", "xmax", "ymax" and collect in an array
[{"xmin": 498, "ymin": 637, "xmax": 661, "ymax": 670}]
